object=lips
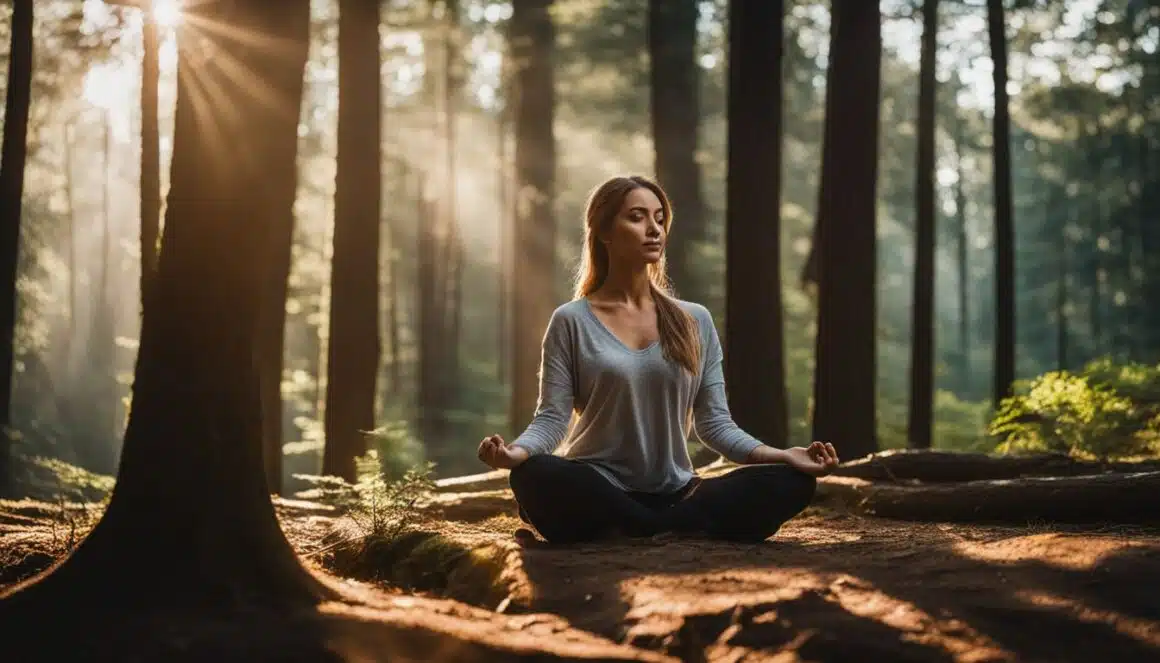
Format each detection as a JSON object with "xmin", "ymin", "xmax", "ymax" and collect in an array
[{"xmin": 643, "ymin": 242, "xmax": 662, "ymax": 250}]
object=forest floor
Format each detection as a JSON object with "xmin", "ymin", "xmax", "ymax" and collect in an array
[{"xmin": 2, "ymin": 490, "xmax": 1159, "ymax": 662}]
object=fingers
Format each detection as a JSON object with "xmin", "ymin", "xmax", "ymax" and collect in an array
[
  {"xmin": 807, "ymin": 441, "xmax": 825, "ymax": 461},
  {"xmin": 810, "ymin": 441, "xmax": 840, "ymax": 468},
  {"xmin": 477, "ymin": 435, "xmax": 501, "ymax": 466}
]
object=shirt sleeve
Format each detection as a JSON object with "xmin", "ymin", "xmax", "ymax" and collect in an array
[
  {"xmin": 510, "ymin": 308, "xmax": 575, "ymax": 456},
  {"xmin": 691, "ymin": 313, "xmax": 765, "ymax": 464}
]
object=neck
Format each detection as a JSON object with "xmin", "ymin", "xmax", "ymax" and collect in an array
[{"xmin": 597, "ymin": 260, "xmax": 653, "ymax": 306}]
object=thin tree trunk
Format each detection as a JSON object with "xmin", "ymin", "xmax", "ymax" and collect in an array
[
  {"xmin": 140, "ymin": 3, "xmax": 161, "ymax": 307},
  {"xmin": 384, "ymin": 174, "xmax": 401, "ymax": 397},
  {"xmin": 497, "ymin": 74, "xmax": 511, "ymax": 387},
  {"xmin": 0, "ymin": 0, "xmax": 33, "ymax": 497},
  {"xmin": 416, "ymin": 176, "xmax": 442, "ymax": 442},
  {"xmin": 649, "ymin": 0, "xmax": 705, "ymax": 303},
  {"xmin": 323, "ymin": 0, "xmax": 383, "ymax": 482},
  {"xmin": 81, "ymin": 117, "xmax": 119, "ymax": 474},
  {"xmin": 987, "ymin": 0, "xmax": 1015, "ymax": 406},
  {"xmin": 1086, "ymin": 127, "xmax": 1105, "ymax": 357},
  {"xmin": 799, "ymin": 15, "xmax": 839, "ymax": 292},
  {"xmin": 64, "ymin": 124, "xmax": 78, "ymax": 363},
  {"xmin": 0, "ymin": 0, "xmax": 324, "ymax": 628},
  {"xmin": 442, "ymin": 0, "xmax": 464, "ymax": 412},
  {"xmin": 953, "ymin": 116, "xmax": 970, "ymax": 394},
  {"xmin": 724, "ymin": 0, "xmax": 788, "ymax": 446},
  {"xmin": 907, "ymin": 0, "xmax": 938, "ymax": 450},
  {"xmin": 1056, "ymin": 188, "xmax": 1070, "ymax": 371},
  {"xmin": 811, "ymin": 0, "xmax": 881, "ymax": 461},
  {"xmin": 508, "ymin": 0, "xmax": 557, "ymax": 433}
]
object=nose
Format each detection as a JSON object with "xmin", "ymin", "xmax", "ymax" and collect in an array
[{"xmin": 646, "ymin": 219, "xmax": 662, "ymax": 236}]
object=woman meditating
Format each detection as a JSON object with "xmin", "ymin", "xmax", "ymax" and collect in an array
[{"xmin": 477, "ymin": 175, "xmax": 840, "ymax": 544}]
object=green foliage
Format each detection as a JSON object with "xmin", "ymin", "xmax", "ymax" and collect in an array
[
  {"xmin": 989, "ymin": 359, "xmax": 1160, "ymax": 461},
  {"xmin": 294, "ymin": 450, "xmax": 435, "ymax": 540},
  {"xmin": 9, "ymin": 452, "xmax": 114, "ymax": 503},
  {"xmin": 876, "ymin": 389, "xmax": 992, "ymax": 452},
  {"xmin": 364, "ymin": 420, "xmax": 427, "ymax": 481}
]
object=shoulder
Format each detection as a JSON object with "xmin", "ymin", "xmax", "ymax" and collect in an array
[
  {"xmin": 550, "ymin": 298, "xmax": 589, "ymax": 324},
  {"xmin": 542, "ymin": 299, "xmax": 588, "ymax": 338},
  {"xmin": 674, "ymin": 298, "xmax": 716, "ymax": 328}
]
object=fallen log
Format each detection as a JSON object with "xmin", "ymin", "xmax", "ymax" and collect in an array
[
  {"xmin": 833, "ymin": 449, "xmax": 1160, "ymax": 483},
  {"xmin": 816, "ymin": 471, "xmax": 1160, "ymax": 524},
  {"xmin": 435, "ymin": 470, "xmax": 509, "ymax": 494}
]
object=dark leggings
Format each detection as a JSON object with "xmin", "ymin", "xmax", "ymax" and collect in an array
[{"xmin": 508, "ymin": 455, "xmax": 817, "ymax": 544}]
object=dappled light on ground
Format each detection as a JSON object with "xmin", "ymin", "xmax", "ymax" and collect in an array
[{"xmin": 3, "ymin": 497, "xmax": 1158, "ymax": 661}]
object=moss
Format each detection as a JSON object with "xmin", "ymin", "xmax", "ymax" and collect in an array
[{"xmin": 328, "ymin": 530, "xmax": 511, "ymax": 609}]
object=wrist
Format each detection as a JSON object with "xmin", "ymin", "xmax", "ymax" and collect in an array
[
  {"xmin": 508, "ymin": 445, "xmax": 531, "ymax": 467},
  {"xmin": 745, "ymin": 445, "xmax": 784, "ymax": 465}
]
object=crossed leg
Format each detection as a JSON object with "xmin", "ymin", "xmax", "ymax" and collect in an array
[
  {"xmin": 508, "ymin": 455, "xmax": 663, "ymax": 544},
  {"xmin": 662, "ymin": 464, "xmax": 817, "ymax": 542}
]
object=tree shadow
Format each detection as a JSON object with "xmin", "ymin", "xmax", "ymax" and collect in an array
[{"xmin": 511, "ymin": 514, "xmax": 1160, "ymax": 662}]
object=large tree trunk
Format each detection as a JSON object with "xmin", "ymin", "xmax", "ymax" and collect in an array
[
  {"xmin": 140, "ymin": 3, "xmax": 161, "ymax": 306},
  {"xmin": 908, "ymin": 0, "xmax": 938, "ymax": 450},
  {"xmin": 322, "ymin": 0, "xmax": 384, "ymax": 483},
  {"xmin": 0, "ymin": 0, "xmax": 322, "ymax": 620},
  {"xmin": 508, "ymin": 0, "xmax": 557, "ymax": 434},
  {"xmin": 649, "ymin": 0, "xmax": 705, "ymax": 303},
  {"xmin": 811, "ymin": 0, "xmax": 881, "ymax": 460},
  {"xmin": 988, "ymin": 0, "xmax": 1015, "ymax": 406},
  {"xmin": 723, "ymin": 0, "xmax": 789, "ymax": 447},
  {"xmin": 0, "ymin": 0, "xmax": 33, "ymax": 497}
]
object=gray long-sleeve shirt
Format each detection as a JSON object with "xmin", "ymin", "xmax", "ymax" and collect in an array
[{"xmin": 511, "ymin": 298, "xmax": 768, "ymax": 493}]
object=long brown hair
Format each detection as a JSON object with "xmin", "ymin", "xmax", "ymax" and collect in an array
[{"xmin": 573, "ymin": 175, "xmax": 701, "ymax": 374}]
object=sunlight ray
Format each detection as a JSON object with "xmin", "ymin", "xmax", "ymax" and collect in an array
[{"xmin": 180, "ymin": 11, "xmax": 314, "ymax": 62}]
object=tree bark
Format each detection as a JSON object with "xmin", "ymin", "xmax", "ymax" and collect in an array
[
  {"xmin": 416, "ymin": 179, "xmax": 444, "ymax": 443},
  {"xmin": 987, "ymin": 0, "xmax": 1015, "ymax": 406},
  {"xmin": 0, "ymin": 0, "xmax": 324, "ymax": 620},
  {"xmin": 817, "ymin": 471, "xmax": 1160, "ymax": 524},
  {"xmin": 0, "ymin": 0, "xmax": 33, "ymax": 497},
  {"xmin": 723, "ymin": 0, "xmax": 789, "ymax": 446},
  {"xmin": 442, "ymin": 0, "xmax": 464, "ymax": 414},
  {"xmin": 508, "ymin": 0, "xmax": 557, "ymax": 433},
  {"xmin": 907, "ymin": 0, "xmax": 938, "ymax": 450},
  {"xmin": 140, "ymin": 3, "xmax": 161, "ymax": 307},
  {"xmin": 649, "ymin": 0, "xmax": 705, "ymax": 303},
  {"xmin": 953, "ymin": 115, "xmax": 971, "ymax": 393},
  {"xmin": 832, "ymin": 448, "xmax": 1160, "ymax": 482},
  {"xmin": 811, "ymin": 0, "xmax": 881, "ymax": 460},
  {"xmin": 322, "ymin": 0, "xmax": 384, "ymax": 483}
]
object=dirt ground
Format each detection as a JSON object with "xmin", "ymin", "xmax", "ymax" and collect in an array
[{"xmin": 3, "ymin": 498, "xmax": 1159, "ymax": 662}]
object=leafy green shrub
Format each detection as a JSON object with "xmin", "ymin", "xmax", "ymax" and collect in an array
[
  {"xmin": 9, "ymin": 452, "xmax": 115, "ymax": 503},
  {"xmin": 364, "ymin": 421, "xmax": 427, "ymax": 481},
  {"xmin": 294, "ymin": 450, "xmax": 435, "ymax": 540},
  {"xmin": 989, "ymin": 359, "xmax": 1160, "ymax": 461}
]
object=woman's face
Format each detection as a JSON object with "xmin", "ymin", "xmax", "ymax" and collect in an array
[{"xmin": 601, "ymin": 186, "xmax": 666, "ymax": 267}]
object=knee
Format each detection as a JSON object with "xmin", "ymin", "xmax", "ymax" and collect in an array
[
  {"xmin": 789, "ymin": 469, "xmax": 817, "ymax": 508},
  {"xmin": 749, "ymin": 463, "xmax": 817, "ymax": 507},
  {"xmin": 507, "ymin": 454, "xmax": 560, "ymax": 492}
]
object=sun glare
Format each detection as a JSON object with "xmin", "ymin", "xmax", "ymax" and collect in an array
[{"xmin": 153, "ymin": 0, "xmax": 182, "ymax": 29}]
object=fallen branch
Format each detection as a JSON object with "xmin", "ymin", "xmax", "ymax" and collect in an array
[
  {"xmin": 816, "ymin": 471, "xmax": 1160, "ymax": 524},
  {"xmin": 833, "ymin": 449, "xmax": 1160, "ymax": 483}
]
